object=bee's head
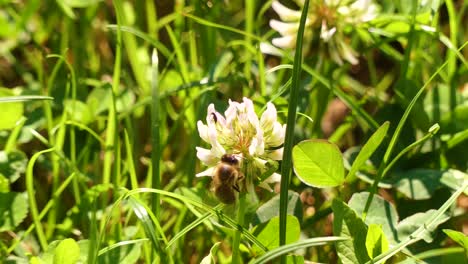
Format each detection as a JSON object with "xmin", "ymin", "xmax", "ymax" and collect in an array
[{"xmin": 221, "ymin": 154, "xmax": 239, "ymax": 165}]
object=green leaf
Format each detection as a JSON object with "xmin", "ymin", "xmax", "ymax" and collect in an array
[
  {"xmin": 440, "ymin": 169, "xmax": 468, "ymax": 194},
  {"xmin": 366, "ymin": 224, "xmax": 389, "ymax": 260},
  {"xmin": 0, "ymin": 150, "xmax": 28, "ymax": 184},
  {"xmin": 86, "ymin": 86, "xmax": 112, "ymax": 116},
  {"xmin": 200, "ymin": 242, "xmax": 220, "ymax": 264},
  {"xmin": 252, "ymin": 191, "xmax": 302, "ymax": 225},
  {"xmin": 251, "ymin": 215, "xmax": 300, "ymax": 255},
  {"xmin": 54, "ymin": 238, "xmax": 80, "ymax": 264},
  {"xmin": 332, "ymin": 199, "xmax": 370, "ymax": 264},
  {"xmin": 64, "ymin": 99, "xmax": 94, "ymax": 125},
  {"xmin": 397, "ymin": 210, "xmax": 450, "ymax": 243},
  {"xmin": 346, "ymin": 122, "xmax": 389, "ymax": 180},
  {"xmin": 348, "ymin": 192, "xmax": 399, "ymax": 244},
  {"xmin": 0, "ymin": 192, "xmax": 28, "ymax": 231},
  {"xmin": 0, "ymin": 88, "xmax": 24, "ymax": 130},
  {"xmin": 292, "ymin": 139, "xmax": 345, "ymax": 188},
  {"xmin": 443, "ymin": 229, "xmax": 468, "ymax": 251},
  {"xmin": 0, "ymin": 173, "xmax": 9, "ymax": 192},
  {"xmin": 389, "ymin": 169, "xmax": 446, "ymax": 200}
]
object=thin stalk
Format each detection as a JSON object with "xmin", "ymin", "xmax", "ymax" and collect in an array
[
  {"xmin": 381, "ymin": 124, "xmax": 439, "ymax": 178},
  {"xmin": 244, "ymin": 0, "xmax": 254, "ymax": 81},
  {"xmin": 26, "ymin": 148, "xmax": 55, "ymax": 250},
  {"xmin": 232, "ymin": 193, "xmax": 247, "ymax": 264},
  {"xmin": 445, "ymin": 0, "xmax": 457, "ymax": 130},
  {"xmin": 4, "ymin": 117, "xmax": 26, "ymax": 153},
  {"xmin": 8, "ymin": 172, "xmax": 76, "ymax": 253},
  {"xmin": 279, "ymin": 2, "xmax": 309, "ymax": 263},
  {"xmin": 151, "ymin": 49, "xmax": 161, "ymax": 217}
]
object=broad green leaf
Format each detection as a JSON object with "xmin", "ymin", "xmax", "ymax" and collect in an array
[
  {"xmin": 200, "ymin": 242, "xmax": 220, "ymax": 264},
  {"xmin": 292, "ymin": 139, "xmax": 344, "ymax": 188},
  {"xmin": 332, "ymin": 199, "xmax": 369, "ymax": 264},
  {"xmin": 77, "ymin": 240, "xmax": 90, "ymax": 264},
  {"xmin": 397, "ymin": 210, "xmax": 450, "ymax": 243},
  {"xmin": 115, "ymin": 89, "xmax": 136, "ymax": 113},
  {"xmin": 252, "ymin": 191, "xmax": 302, "ymax": 225},
  {"xmin": 0, "ymin": 192, "xmax": 28, "ymax": 231},
  {"xmin": 366, "ymin": 224, "xmax": 389, "ymax": 260},
  {"xmin": 440, "ymin": 169, "xmax": 468, "ymax": 194},
  {"xmin": 390, "ymin": 169, "xmax": 444, "ymax": 200},
  {"xmin": 64, "ymin": 99, "xmax": 93, "ymax": 125},
  {"xmin": 86, "ymin": 86, "xmax": 112, "ymax": 116},
  {"xmin": 346, "ymin": 122, "xmax": 389, "ymax": 180},
  {"xmin": 251, "ymin": 215, "xmax": 300, "ymax": 254},
  {"xmin": 0, "ymin": 150, "xmax": 27, "ymax": 183},
  {"xmin": 348, "ymin": 192, "xmax": 399, "ymax": 244},
  {"xmin": 443, "ymin": 229, "xmax": 468, "ymax": 251},
  {"xmin": 54, "ymin": 238, "xmax": 80, "ymax": 264},
  {"xmin": 0, "ymin": 88, "xmax": 23, "ymax": 130}
]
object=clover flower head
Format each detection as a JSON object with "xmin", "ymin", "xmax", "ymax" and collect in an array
[
  {"xmin": 196, "ymin": 98, "xmax": 286, "ymax": 191},
  {"xmin": 267, "ymin": 0, "xmax": 378, "ymax": 65}
]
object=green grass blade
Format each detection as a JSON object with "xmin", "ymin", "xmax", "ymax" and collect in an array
[
  {"xmin": 26, "ymin": 147, "xmax": 55, "ymax": 250},
  {"xmin": 118, "ymin": 188, "xmax": 269, "ymax": 252},
  {"xmin": 279, "ymin": 0, "xmax": 309, "ymax": 253},
  {"xmin": 251, "ymin": 236, "xmax": 348, "ymax": 264},
  {"xmin": 0, "ymin": 95, "xmax": 53, "ymax": 103},
  {"xmin": 151, "ymin": 49, "xmax": 161, "ymax": 217}
]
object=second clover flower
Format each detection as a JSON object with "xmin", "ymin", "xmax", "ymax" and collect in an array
[{"xmin": 268, "ymin": 0, "xmax": 379, "ymax": 65}]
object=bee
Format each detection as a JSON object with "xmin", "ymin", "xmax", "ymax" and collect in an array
[{"xmin": 211, "ymin": 154, "xmax": 244, "ymax": 204}]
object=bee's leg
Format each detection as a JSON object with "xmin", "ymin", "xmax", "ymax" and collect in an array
[{"xmin": 233, "ymin": 184, "xmax": 240, "ymax": 192}]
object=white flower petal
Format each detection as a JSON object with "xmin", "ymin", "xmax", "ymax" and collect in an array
[
  {"xmin": 320, "ymin": 21, "xmax": 336, "ymax": 42},
  {"xmin": 196, "ymin": 147, "xmax": 219, "ymax": 166},
  {"xmin": 260, "ymin": 42, "xmax": 284, "ymax": 56},
  {"xmin": 250, "ymin": 131, "xmax": 265, "ymax": 156},
  {"xmin": 267, "ymin": 148, "xmax": 284, "ymax": 160},
  {"xmin": 272, "ymin": 35, "xmax": 297, "ymax": 49},
  {"xmin": 196, "ymin": 167, "xmax": 215, "ymax": 177},
  {"xmin": 258, "ymin": 181, "xmax": 274, "ymax": 191},
  {"xmin": 338, "ymin": 40, "xmax": 359, "ymax": 65},
  {"xmin": 244, "ymin": 97, "xmax": 260, "ymax": 128},
  {"xmin": 258, "ymin": 173, "xmax": 282, "ymax": 191},
  {"xmin": 207, "ymin": 104, "xmax": 225, "ymax": 126},
  {"xmin": 267, "ymin": 122, "xmax": 286, "ymax": 146},
  {"xmin": 271, "ymin": 1, "xmax": 302, "ymax": 21},
  {"xmin": 260, "ymin": 102, "xmax": 277, "ymax": 132},
  {"xmin": 264, "ymin": 172, "xmax": 282, "ymax": 183},
  {"xmin": 197, "ymin": 121, "xmax": 210, "ymax": 143},
  {"xmin": 269, "ymin": 20, "xmax": 299, "ymax": 36}
]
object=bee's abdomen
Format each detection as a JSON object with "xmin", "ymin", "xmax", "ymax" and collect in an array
[{"xmin": 215, "ymin": 185, "xmax": 236, "ymax": 204}]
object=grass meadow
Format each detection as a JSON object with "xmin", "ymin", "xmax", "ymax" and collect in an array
[{"xmin": 0, "ymin": 0, "xmax": 467, "ymax": 263}]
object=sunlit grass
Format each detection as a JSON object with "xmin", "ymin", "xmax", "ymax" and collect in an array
[{"xmin": 0, "ymin": 0, "xmax": 467, "ymax": 263}]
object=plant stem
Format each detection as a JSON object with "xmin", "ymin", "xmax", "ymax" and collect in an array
[{"xmin": 232, "ymin": 192, "xmax": 246, "ymax": 264}]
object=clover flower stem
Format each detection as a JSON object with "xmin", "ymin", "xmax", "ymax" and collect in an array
[{"xmin": 232, "ymin": 192, "xmax": 246, "ymax": 264}]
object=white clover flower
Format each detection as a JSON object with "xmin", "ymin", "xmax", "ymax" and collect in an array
[
  {"xmin": 196, "ymin": 98, "xmax": 286, "ymax": 191},
  {"xmin": 267, "ymin": 0, "xmax": 378, "ymax": 65}
]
